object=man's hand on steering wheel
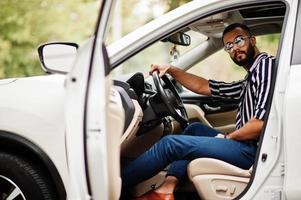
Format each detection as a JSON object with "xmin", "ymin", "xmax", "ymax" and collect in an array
[
  {"xmin": 150, "ymin": 64, "xmax": 172, "ymax": 77},
  {"xmin": 150, "ymin": 68, "xmax": 189, "ymax": 128}
]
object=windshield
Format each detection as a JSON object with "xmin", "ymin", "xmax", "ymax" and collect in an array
[
  {"xmin": 111, "ymin": 30, "xmax": 207, "ymax": 78},
  {"xmin": 106, "ymin": 0, "xmax": 193, "ymax": 45}
]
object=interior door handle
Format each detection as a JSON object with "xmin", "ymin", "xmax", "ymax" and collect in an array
[{"xmin": 204, "ymin": 104, "xmax": 221, "ymax": 111}]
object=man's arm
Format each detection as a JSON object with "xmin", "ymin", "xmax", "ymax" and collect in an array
[
  {"xmin": 150, "ymin": 64, "xmax": 211, "ymax": 96},
  {"xmin": 226, "ymin": 118, "xmax": 264, "ymax": 140}
]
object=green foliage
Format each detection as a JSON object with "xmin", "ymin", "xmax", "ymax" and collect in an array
[
  {"xmin": 0, "ymin": 0, "xmax": 99, "ymax": 78},
  {"xmin": 0, "ymin": 0, "xmax": 193, "ymax": 78},
  {"xmin": 167, "ymin": 0, "xmax": 191, "ymax": 11},
  {"xmin": 257, "ymin": 34, "xmax": 280, "ymax": 55}
]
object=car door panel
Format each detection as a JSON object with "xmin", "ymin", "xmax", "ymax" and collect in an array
[
  {"xmin": 180, "ymin": 91, "xmax": 238, "ymax": 130},
  {"xmin": 205, "ymin": 110, "xmax": 236, "ymax": 127},
  {"xmin": 205, "ymin": 110, "xmax": 236, "ymax": 132}
]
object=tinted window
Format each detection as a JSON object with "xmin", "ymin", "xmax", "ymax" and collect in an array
[{"xmin": 292, "ymin": 0, "xmax": 301, "ymax": 64}]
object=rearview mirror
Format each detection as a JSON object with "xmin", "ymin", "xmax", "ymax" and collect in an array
[
  {"xmin": 162, "ymin": 32, "xmax": 191, "ymax": 46},
  {"xmin": 38, "ymin": 42, "xmax": 78, "ymax": 74}
]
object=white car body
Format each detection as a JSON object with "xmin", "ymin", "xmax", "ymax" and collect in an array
[
  {"xmin": 0, "ymin": 75, "xmax": 68, "ymax": 183},
  {"xmin": 0, "ymin": 0, "xmax": 301, "ymax": 199}
]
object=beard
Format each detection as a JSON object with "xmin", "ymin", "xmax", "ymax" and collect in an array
[{"xmin": 231, "ymin": 45, "xmax": 255, "ymax": 68}]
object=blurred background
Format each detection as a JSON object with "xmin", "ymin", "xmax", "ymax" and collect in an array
[
  {"xmin": 0, "ymin": 0, "xmax": 190, "ymax": 78},
  {"xmin": 0, "ymin": 0, "xmax": 279, "ymax": 81}
]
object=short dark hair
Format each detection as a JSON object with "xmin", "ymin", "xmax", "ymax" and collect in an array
[{"xmin": 222, "ymin": 23, "xmax": 252, "ymax": 40}]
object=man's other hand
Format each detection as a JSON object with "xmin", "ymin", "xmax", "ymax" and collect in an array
[{"xmin": 215, "ymin": 133, "xmax": 227, "ymax": 139}]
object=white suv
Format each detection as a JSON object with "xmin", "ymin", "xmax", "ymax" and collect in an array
[{"xmin": 0, "ymin": 0, "xmax": 301, "ymax": 200}]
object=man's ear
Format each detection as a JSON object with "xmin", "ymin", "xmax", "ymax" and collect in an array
[{"xmin": 250, "ymin": 36, "xmax": 256, "ymax": 46}]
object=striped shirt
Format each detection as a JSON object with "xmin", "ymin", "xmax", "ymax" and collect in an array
[{"xmin": 208, "ymin": 53, "xmax": 275, "ymax": 129}]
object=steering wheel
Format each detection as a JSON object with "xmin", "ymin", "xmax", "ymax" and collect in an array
[{"xmin": 152, "ymin": 71, "xmax": 188, "ymax": 128}]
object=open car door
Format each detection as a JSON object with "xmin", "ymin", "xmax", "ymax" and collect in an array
[{"xmin": 64, "ymin": 1, "xmax": 123, "ymax": 200}]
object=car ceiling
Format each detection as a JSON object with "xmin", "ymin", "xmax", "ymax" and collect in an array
[{"xmin": 188, "ymin": 3, "xmax": 286, "ymax": 39}]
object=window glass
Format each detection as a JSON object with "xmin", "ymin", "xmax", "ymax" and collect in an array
[
  {"xmin": 111, "ymin": 41, "xmax": 170, "ymax": 77},
  {"xmin": 106, "ymin": 0, "xmax": 192, "ymax": 45},
  {"xmin": 112, "ymin": 30, "xmax": 207, "ymax": 77},
  {"xmin": 292, "ymin": 0, "xmax": 301, "ymax": 64},
  {"xmin": 175, "ymin": 31, "xmax": 207, "ymax": 56},
  {"xmin": 187, "ymin": 34, "xmax": 280, "ymax": 82}
]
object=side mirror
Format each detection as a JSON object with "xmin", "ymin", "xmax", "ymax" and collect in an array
[
  {"xmin": 162, "ymin": 32, "xmax": 191, "ymax": 46},
  {"xmin": 38, "ymin": 42, "xmax": 79, "ymax": 74}
]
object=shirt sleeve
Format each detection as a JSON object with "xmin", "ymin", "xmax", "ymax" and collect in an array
[
  {"xmin": 254, "ymin": 57, "xmax": 275, "ymax": 120},
  {"xmin": 208, "ymin": 79, "xmax": 246, "ymax": 100}
]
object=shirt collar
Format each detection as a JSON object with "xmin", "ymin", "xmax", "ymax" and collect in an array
[{"xmin": 248, "ymin": 52, "xmax": 268, "ymax": 73}]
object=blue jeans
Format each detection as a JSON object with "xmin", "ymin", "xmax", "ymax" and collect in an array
[{"xmin": 121, "ymin": 122, "xmax": 257, "ymax": 188}]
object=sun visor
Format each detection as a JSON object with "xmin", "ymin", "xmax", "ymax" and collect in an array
[{"xmin": 190, "ymin": 11, "xmax": 243, "ymax": 37}]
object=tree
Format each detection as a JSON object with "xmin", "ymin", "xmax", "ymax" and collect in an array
[
  {"xmin": 167, "ymin": 0, "xmax": 191, "ymax": 11},
  {"xmin": 0, "ymin": 0, "xmax": 99, "ymax": 78}
]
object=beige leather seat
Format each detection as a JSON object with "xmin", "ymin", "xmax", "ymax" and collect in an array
[{"xmin": 188, "ymin": 158, "xmax": 252, "ymax": 200}]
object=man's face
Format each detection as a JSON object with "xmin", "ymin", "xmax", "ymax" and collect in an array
[{"xmin": 223, "ymin": 27, "xmax": 256, "ymax": 67}]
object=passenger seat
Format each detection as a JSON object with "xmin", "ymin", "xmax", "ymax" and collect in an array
[{"xmin": 188, "ymin": 158, "xmax": 252, "ymax": 200}]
